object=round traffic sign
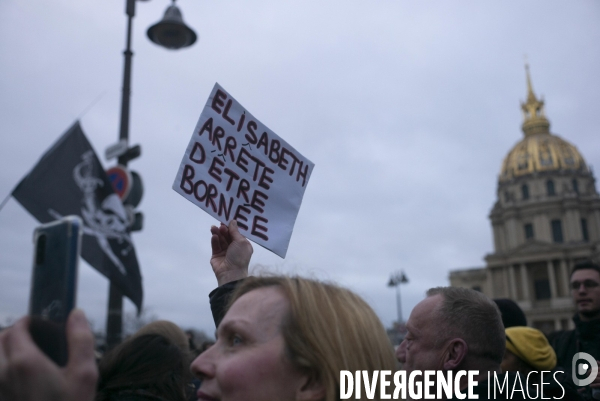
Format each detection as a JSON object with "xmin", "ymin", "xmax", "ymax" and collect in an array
[{"xmin": 106, "ymin": 165, "xmax": 132, "ymax": 199}]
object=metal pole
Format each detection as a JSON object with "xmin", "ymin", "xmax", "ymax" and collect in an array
[
  {"xmin": 106, "ymin": 282, "xmax": 124, "ymax": 349},
  {"xmin": 106, "ymin": 0, "xmax": 136, "ymax": 350},
  {"xmin": 118, "ymin": 0, "xmax": 135, "ymax": 148},
  {"xmin": 396, "ymin": 283, "xmax": 402, "ymax": 324}
]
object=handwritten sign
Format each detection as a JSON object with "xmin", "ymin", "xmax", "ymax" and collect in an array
[{"xmin": 173, "ymin": 83, "xmax": 314, "ymax": 258}]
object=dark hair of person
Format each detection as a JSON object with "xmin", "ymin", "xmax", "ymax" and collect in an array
[
  {"xmin": 95, "ymin": 334, "xmax": 193, "ymax": 401},
  {"xmin": 570, "ymin": 260, "xmax": 600, "ymax": 278},
  {"xmin": 493, "ymin": 298, "xmax": 527, "ymax": 328}
]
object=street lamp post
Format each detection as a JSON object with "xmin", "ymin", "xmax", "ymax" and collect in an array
[
  {"xmin": 387, "ymin": 271, "xmax": 408, "ymax": 324},
  {"xmin": 106, "ymin": 0, "xmax": 197, "ymax": 349}
]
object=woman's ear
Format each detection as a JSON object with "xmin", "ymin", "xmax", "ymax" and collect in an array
[
  {"xmin": 296, "ymin": 374, "xmax": 325, "ymax": 401},
  {"xmin": 442, "ymin": 338, "xmax": 468, "ymax": 370}
]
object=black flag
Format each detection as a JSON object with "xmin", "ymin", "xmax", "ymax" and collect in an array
[{"xmin": 12, "ymin": 122, "xmax": 143, "ymax": 311}]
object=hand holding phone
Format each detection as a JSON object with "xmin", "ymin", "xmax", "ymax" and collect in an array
[
  {"xmin": 28, "ymin": 215, "xmax": 82, "ymax": 366},
  {"xmin": 0, "ymin": 310, "xmax": 98, "ymax": 401}
]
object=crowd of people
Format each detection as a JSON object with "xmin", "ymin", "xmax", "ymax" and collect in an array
[{"xmin": 0, "ymin": 220, "xmax": 598, "ymax": 400}]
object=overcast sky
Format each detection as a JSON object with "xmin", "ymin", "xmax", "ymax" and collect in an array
[{"xmin": 1, "ymin": 1, "xmax": 599, "ymax": 336}]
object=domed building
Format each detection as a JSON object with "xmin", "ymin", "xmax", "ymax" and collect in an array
[{"xmin": 450, "ymin": 66, "xmax": 600, "ymax": 334}]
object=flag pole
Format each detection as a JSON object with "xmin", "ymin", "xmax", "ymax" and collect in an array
[{"xmin": 0, "ymin": 192, "xmax": 11, "ymax": 213}]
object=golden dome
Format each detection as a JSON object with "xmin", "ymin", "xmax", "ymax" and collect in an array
[
  {"xmin": 500, "ymin": 133, "xmax": 588, "ymax": 182},
  {"xmin": 499, "ymin": 65, "xmax": 588, "ymax": 182}
]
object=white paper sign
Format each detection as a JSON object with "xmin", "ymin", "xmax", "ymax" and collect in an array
[{"xmin": 173, "ymin": 83, "xmax": 314, "ymax": 258}]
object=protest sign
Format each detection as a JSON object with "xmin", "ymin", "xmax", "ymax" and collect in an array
[{"xmin": 173, "ymin": 83, "xmax": 314, "ymax": 258}]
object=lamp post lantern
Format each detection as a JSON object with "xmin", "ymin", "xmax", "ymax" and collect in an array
[
  {"xmin": 106, "ymin": 0, "xmax": 197, "ymax": 350},
  {"xmin": 147, "ymin": 0, "xmax": 197, "ymax": 50}
]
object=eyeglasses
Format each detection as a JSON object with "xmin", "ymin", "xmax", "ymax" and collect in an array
[{"xmin": 570, "ymin": 280, "xmax": 600, "ymax": 290}]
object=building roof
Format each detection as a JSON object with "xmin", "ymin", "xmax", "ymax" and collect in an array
[{"xmin": 499, "ymin": 65, "xmax": 588, "ymax": 182}]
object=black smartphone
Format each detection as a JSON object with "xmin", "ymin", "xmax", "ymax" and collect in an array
[{"xmin": 28, "ymin": 215, "xmax": 82, "ymax": 366}]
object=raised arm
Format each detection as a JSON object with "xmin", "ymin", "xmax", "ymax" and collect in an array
[
  {"xmin": 208, "ymin": 220, "xmax": 253, "ymax": 327},
  {"xmin": 210, "ymin": 220, "xmax": 253, "ymax": 286}
]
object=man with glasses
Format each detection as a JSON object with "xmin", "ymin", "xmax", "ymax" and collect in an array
[{"xmin": 547, "ymin": 260, "xmax": 600, "ymax": 398}]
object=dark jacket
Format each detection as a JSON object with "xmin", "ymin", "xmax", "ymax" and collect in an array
[
  {"xmin": 547, "ymin": 315, "xmax": 600, "ymax": 372},
  {"xmin": 100, "ymin": 389, "xmax": 172, "ymax": 400},
  {"xmin": 208, "ymin": 279, "xmax": 243, "ymax": 327},
  {"xmin": 547, "ymin": 315, "xmax": 600, "ymax": 401}
]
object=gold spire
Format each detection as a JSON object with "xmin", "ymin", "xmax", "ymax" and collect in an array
[{"xmin": 521, "ymin": 63, "xmax": 550, "ymax": 136}]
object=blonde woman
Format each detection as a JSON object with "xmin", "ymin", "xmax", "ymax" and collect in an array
[{"xmin": 192, "ymin": 221, "xmax": 397, "ymax": 401}]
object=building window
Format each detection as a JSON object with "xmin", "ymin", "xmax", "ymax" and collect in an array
[
  {"xmin": 551, "ymin": 219, "xmax": 563, "ymax": 243},
  {"xmin": 534, "ymin": 279, "xmax": 551, "ymax": 300},
  {"xmin": 524, "ymin": 223, "xmax": 534, "ymax": 239},
  {"xmin": 582, "ymin": 218, "xmax": 589, "ymax": 242},
  {"xmin": 572, "ymin": 179, "xmax": 579, "ymax": 194},
  {"xmin": 547, "ymin": 180, "xmax": 556, "ymax": 196},
  {"xmin": 521, "ymin": 184, "xmax": 530, "ymax": 200}
]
